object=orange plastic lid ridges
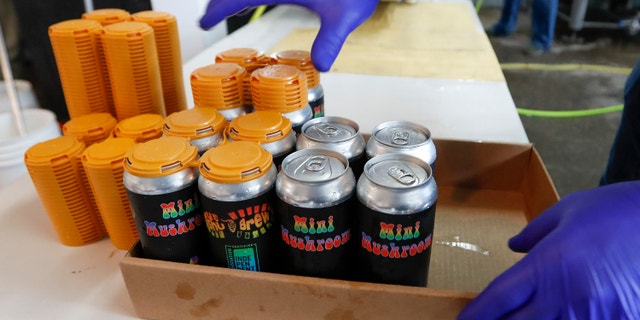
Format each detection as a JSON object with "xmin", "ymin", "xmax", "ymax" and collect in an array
[
  {"xmin": 215, "ymin": 48, "xmax": 271, "ymax": 72},
  {"xmin": 131, "ymin": 10, "xmax": 187, "ymax": 116},
  {"xmin": 101, "ymin": 21, "xmax": 166, "ymax": 119},
  {"xmin": 114, "ymin": 114, "xmax": 164, "ymax": 142},
  {"xmin": 164, "ymin": 107, "xmax": 227, "ymax": 140},
  {"xmin": 82, "ymin": 8, "xmax": 131, "ymax": 25},
  {"xmin": 227, "ymin": 111, "xmax": 292, "ymax": 143},
  {"xmin": 199, "ymin": 141, "xmax": 272, "ymax": 183},
  {"xmin": 190, "ymin": 63, "xmax": 245, "ymax": 110},
  {"xmin": 25, "ymin": 136, "xmax": 86, "ymax": 166},
  {"xmin": 250, "ymin": 65, "xmax": 308, "ymax": 112},
  {"xmin": 82, "ymin": 137, "xmax": 136, "ymax": 168},
  {"xmin": 62, "ymin": 113, "xmax": 118, "ymax": 145},
  {"xmin": 272, "ymin": 50, "xmax": 320, "ymax": 88},
  {"xmin": 48, "ymin": 19, "xmax": 111, "ymax": 118},
  {"xmin": 131, "ymin": 10, "xmax": 176, "ymax": 25},
  {"xmin": 124, "ymin": 136, "xmax": 198, "ymax": 177}
]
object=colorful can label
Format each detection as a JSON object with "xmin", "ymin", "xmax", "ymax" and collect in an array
[
  {"xmin": 277, "ymin": 196, "xmax": 354, "ymax": 280},
  {"xmin": 355, "ymin": 203, "xmax": 435, "ymax": 286},
  {"xmin": 201, "ymin": 189, "xmax": 280, "ymax": 272},
  {"xmin": 127, "ymin": 183, "xmax": 206, "ymax": 264}
]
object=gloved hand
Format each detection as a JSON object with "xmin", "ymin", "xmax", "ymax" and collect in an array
[
  {"xmin": 458, "ymin": 181, "xmax": 640, "ymax": 320},
  {"xmin": 199, "ymin": 0, "xmax": 380, "ymax": 72}
]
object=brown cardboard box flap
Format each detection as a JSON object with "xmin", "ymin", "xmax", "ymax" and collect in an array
[{"xmin": 121, "ymin": 139, "xmax": 559, "ymax": 320}]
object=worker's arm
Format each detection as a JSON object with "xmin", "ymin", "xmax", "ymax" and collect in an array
[
  {"xmin": 199, "ymin": 0, "xmax": 380, "ymax": 72},
  {"xmin": 458, "ymin": 180, "xmax": 640, "ymax": 319}
]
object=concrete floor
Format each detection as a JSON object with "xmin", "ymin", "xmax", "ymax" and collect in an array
[{"xmin": 477, "ymin": 5, "xmax": 640, "ymax": 196}]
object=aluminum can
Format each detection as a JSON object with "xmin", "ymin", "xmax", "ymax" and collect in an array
[
  {"xmin": 226, "ymin": 110, "xmax": 296, "ymax": 170},
  {"xmin": 250, "ymin": 65, "xmax": 313, "ymax": 134},
  {"xmin": 355, "ymin": 153, "xmax": 437, "ymax": 286},
  {"xmin": 198, "ymin": 141, "xmax": 280, "ymax": 272},
  {"xmin": 163, "ymin": 107, "xmax": 227, "ymax": 155},
  {"xmin": 276, "ymin": 148, "xmax": 356, "ymax": 280},
  {"xmin": 296, "ymin": 116, "xmax": 366, "ymax": 179},
  {"xmin": 272, "ymin": 49, "xmax": 325, "ymax": 118},
  {"xmin": 123, "ymin": 136, "xmax": 206, "ymax": 264},
  {"xmin": 366, "ymin": 120, "xmax": 437, "ymax": 169}
]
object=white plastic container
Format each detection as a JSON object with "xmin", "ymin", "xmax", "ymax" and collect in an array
[{"xmin": 0, "ymin": 108, "xmax": 60, "ymax": 187}]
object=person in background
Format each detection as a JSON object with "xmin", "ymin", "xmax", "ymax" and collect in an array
[
  {"xmin": 201, "ymin": 1, "xmax": 640, "ymax": 318},
  {"xmin": 485, "ymin": 0, "xmax": 558, "ymax": 55}
]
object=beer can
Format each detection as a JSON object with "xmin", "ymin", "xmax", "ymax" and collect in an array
[
  {"xmin": 272, "ymin": 50, "xmax": 324, "ymax": 118},
  {"xmin": 366, "ymin": 121, "xmax": 437, "ymax": 169},
  {"xmin": 190, "ymin": 63, "xmax": 250, "ymax": 121},
  {"xmin": 355, "ymin": 153, "xmax": 437, "ymax": 287},
  {"xmin": 250, "ymin": 65, "xmax": 313, "ymax": 134},
  {"xmin": 163, "ymin": 107, "xmax": 227, "ymax": 155},
  {"xmin": 226, "ymin": 110, "xmax": 296, "ymax": 170},
  {"xmin": 198, "ymin": 141, "xmax": 280, "ymax": 272},
  {"xmin": 276, "ymin": 148, "xmax": 356, "ymax": 280},
  {"xmin": 123, "ymin": 136, "xmax": 206, "ymax": 264},
  {"xmin": 296, "ymin": 116, "xmax": 366, "ymax": 178}
]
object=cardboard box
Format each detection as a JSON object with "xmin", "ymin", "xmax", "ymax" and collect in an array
[{"xmin": 120, "ymin": 138, "xmax": 559, "ymax": 320}]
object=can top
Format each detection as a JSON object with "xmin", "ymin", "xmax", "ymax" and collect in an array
[
  {"xmin": 131, "ymin": 10, "xmax": 176, "ymax": 25},
  {"xmin": 199, "ymin": 141, "xmax": 273, "ymax": 183},
  {"xmin": 227, "ymin": 111, "xmax": 292, "ymax": 143},
  {"xmin": 163, "ymin": 107, "xmax": 227, "ymax": 140},
  {"xmin": 272, "ymin": 50, "xmax": 320, "ymax": 88},
  {"xmin": 124, "ymin": 136, "xmax": 198, "ymax": 177},
  {"xmin": 301, "ymin": 116, "xmax": 359, "ymax": 143},
  {"xmin": 358, "ymin": 153, "xmax": 436, "ymax": 214},
  {"xmin": 24, "ymin": 135, "xmax": 85, "ymax": 165},
  {"xmin": 371, "ymin": 120, "xmax": 432, "ymax": 148},
  {"xmin": 281, "ymin": 148, "xmax": 348, "ymax": 183},
  {"xmin": 63, "ymin": 113, "xmax": 117, "ymax": 142},
  {"xmin": 215, "ymin": 48, "xmax": 270, "ymax": 72},
  {"xmin": 102, "ymin": 21, "xmax": 153, "ymax": 39},
  {"xmin": 365, "ymin": 154, "xmax": 431, "ymax": 189},
  {"xmin": 114, "ymin": 113, "xmax": 164, "ymax": 142},
  {"xmin": 48, "ymin": 19, "xmax": 102, "ymax": 36},
  {"xmin": 250, "ymin": 65, "xmax": 308, "ymax": 112},
  {"xmin": 82, "ymin": 8, "xmax": 131, "ymax": 25},
  {"xmin": 82, "ymin": 137, "xmax": 136, "ymax": 168}
]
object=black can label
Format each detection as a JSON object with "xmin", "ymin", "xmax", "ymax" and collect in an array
[
  {"xmin": 310, "ymin": 96, "xmax": 324, "ymax": 118},
  {"xmin": 355, "ymin": 201, "xmax": 436, "ymax": 287},
  {"xmin": 127, "ymin": 183, "xmax": 206, "ymax": 264},
  {"xmin": 202, "ymin": 189, "xmax": 280, "ymax": 272},
  {"xmin": 277, "ymin": 197, "xmax": 354, "ymax": 280}
]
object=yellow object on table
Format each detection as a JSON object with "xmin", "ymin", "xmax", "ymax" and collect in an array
[{"xmin": 269, "ymin": 2, "xmax": 504, "ymax": 82}]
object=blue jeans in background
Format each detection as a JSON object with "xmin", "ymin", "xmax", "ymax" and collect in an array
[{"xmin": 488, "ymin": 0, "xmax": 558, "ymax": 51}]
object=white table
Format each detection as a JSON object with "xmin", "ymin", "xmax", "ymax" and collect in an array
[{"xmin": 0, "ymin": 2, "xmax": 527, "ymax": 319}]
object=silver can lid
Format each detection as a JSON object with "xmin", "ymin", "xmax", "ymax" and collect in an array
[
  {"xmin": 358, "ymin": 153, "xmax": 436, "ymax": 214},
  {"xmin": 278, "ymin": 148, "xmax": 355, "ymax": 208},
  {"xmin": 282, "ymin": 148, "xmax": 348, "ymax": 182},
  {"xmin": 366, "ymin": 156, "xmax": 430, "ymax": 188},
  {"xmin": 371, "ymin": 120, "xmax": 431, "ymax": 148},
  {"xmin": 301, "ymin": 116, "xmax": 358, "ymax": 143}
]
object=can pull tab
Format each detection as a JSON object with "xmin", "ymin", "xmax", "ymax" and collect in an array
[
  {"xmin": 391, "ymin": 130, "xmax": 410, "ymax": 146},
  {"xmin": 316, "ymin": 123, "xmax": 339, "ymax": 136},
  {"xmin": 304, "ymin": 155, "xmax": 328, "ymax": 172},
  {"xmin": 387, "ymin": 166, "xmax": 417, "ymax": 185}
]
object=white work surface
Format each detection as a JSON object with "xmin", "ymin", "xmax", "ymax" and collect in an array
[{"xmin": 0, "ymin": 1, "xmax": 528, "ymax": 319}]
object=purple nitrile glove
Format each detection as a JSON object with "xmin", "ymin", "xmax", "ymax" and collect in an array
[
  {"xmin": 458, "ymin": 181, "xmax": 640, "ymax": 320},
  {"xmin": 199, "ymin": 0, "xmax": 380, "ymax": 72}
]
